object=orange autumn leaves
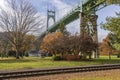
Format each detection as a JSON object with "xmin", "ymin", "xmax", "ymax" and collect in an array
[
  {"xmin": 40, "ymin": 31, "xmax": 98, "ymax": 59},
  {"xmin": 12, "ymin": 35, "xmax": 35, "ymax": 52},
  {"xmin": 100, "ymin": 35, "xmax": 116, "ymax": 55},
  {"xmin": 40, "ymin": 31, "xmax": 64, "ymax": 54}
]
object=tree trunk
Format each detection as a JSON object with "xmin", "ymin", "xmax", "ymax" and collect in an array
[
  {"xmin": 16, "ymin": 49, "xmax": 20, "ymax": 59},
  {"xmin": 82, "ymin": 53, "xmax": 87, "ymax": 59},
  {"xmin": 89, "ymin": 52, "xmax": 92, "ymax": 59},
  {"xmin": 1, "ymin": 53, "xmax": 3, "ymax": 59},
  {"xmin": 109, "ymin": 52, "xmax": 111, "ymax": 60}
]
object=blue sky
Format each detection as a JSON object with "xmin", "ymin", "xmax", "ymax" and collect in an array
[{"xmin": 0, "ymin": 0, "xmax": 120, "ymax": 42}]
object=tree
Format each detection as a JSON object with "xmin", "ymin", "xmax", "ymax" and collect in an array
[
  {"xmin": 0, "ymin": 0, "xmax": 43, "ymax": 59},
  {"xmin": 21, "ymin": 34, "xmax": 35, "ymax": 56},
  {"xmin": 40, "ymin": 31, "xmax": 64, "ymax": 56},
  {"xmin": 0, "ymin": 32, "xmax": 11, "ymax": 58},
  {"xmin": 101, "ymin": 13, "xmax": 120, "ymax": 37},
  {"xmin": 58, "ymin": 23, "xmax": 69, "ymax": 35},
  {"xmin": 101, "ymin": 12, "xmax": 120, "ymax": 52},
  {"xmin": 100, "ymin": 34, "xmax": 115, "ymax": 56},
  {"xmin": 109, "ymin": 34, "xmax": 120, "ymax": 51},
  {"xmin": 41, "ymin": 31, "xmax": 97, "ymax": 60},
  {"xmin": 79, "ymin": 34, "xmax": 98, "ymax": 59}
]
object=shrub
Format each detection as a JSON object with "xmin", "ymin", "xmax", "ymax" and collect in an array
[
  {"xmin": 8, "ymin": 50, "xmax": 16, "ymax": 57},
  {"xmin": 24, "ymin": 52, "xmax": 29, "ymax": 57},
  {"xmin": 53, "ymin": 56, "xmax": 62, "ymax": 61},
  {"xmin": 117, "ymin": 52, "xmax": 120, "ymax": 58},
  {"xmin": 63, "ymin": 54, "xmax": 80, "ymax": 61}
]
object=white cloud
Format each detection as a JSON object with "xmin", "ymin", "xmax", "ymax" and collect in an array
[
  {"xmin": 0, "ymin": 0, "xmax": 6, "ymax": 31},
  {"xmin": 49, "ymin": 0, "xmax": 73, "ymax": 20},
  {"xmin": 0, "ymin": 0, "xmax": 5, "ymax": 8},
  {"xmin": 51, "ymin": 0, "xmax": 71, "ymax": 10}
]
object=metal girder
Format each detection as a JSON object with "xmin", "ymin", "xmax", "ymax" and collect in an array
[{"xmin": 83, "ymin": 0, "xmax": 106, "ymax": 13}]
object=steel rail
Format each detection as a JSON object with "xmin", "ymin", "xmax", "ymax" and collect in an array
[{"xmin": 0, "ymin": 64, "xmax": 120, "ymax": 79}]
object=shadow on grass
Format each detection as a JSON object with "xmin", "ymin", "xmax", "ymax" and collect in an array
[
  {"xmin": 93, "ymin": 58, "xmax": 120, "ymax": 64},
  {"xmin": 0, "ymin": 60, "xmax": 35, "ymax": 63},
  {"xmin": 0, "ymin": 57, "xmax": 120, "ymax": 65},
  {"xmin": 0, "ymin": 58, "xmax": 40, "ymax": 63},
  {"xmin": 0, "ymin": 57, "xmax": 53, "ymax": 63}
]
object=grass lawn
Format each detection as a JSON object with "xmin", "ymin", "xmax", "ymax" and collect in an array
[{"xmin": 0, "ymin": 56, "xmax": 120, "ymax": 71}]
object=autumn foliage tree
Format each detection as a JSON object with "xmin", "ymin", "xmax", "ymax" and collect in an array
[
  {"xmin": 41, "ymin": 31, "xmax": 98, "ymax": 60},
  {"xmin": 100, "ymin": 34, "xmax": 115, "ymax": 55},
  {"xmin": 21, "ymin": 35, "xmax": 35, "ymax": 54},
  {"xmin": 79, "ymin": 34, "xmax": 98, "ymax": 59},
  {"xmin": 101, "ymin": 12, "xmax": 120, "ymax": 53},
  {"xmin": 11, "ymin": 34, "xmax": 35, "ymax": 57},
  {"xmin": 40, "ymin": 31, "xmax": 64, "ymax": 56}
]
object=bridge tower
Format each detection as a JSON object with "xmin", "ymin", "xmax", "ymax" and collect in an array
[
  {"xmin": 79, "ymin": 0, "xmax": 99, "ymax": 58},
  {"xmin": 89, "ymin": 14, "xmax": 99, "ymax": 58},
  {"xmin": 79, "ymin": 14, "xmax": 99, "ymax": 58},
  {"xmin": 46, "ymin": 9, "xmax": 56, "ymax": 33}
]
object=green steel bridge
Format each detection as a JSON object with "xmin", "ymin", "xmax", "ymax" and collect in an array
[
  {"xmin": 36, "ymin": 0, "xmax": 120, "ymax": 58},
  {"xmin": 39, "ymin": 0, "xmax": 120, "ymax": 38}
]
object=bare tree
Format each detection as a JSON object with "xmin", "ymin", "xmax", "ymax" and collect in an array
[
  {"xmin": 0, "ymin": 0, "xmax": 43, "ymax": 59},
  {"xmin": 0, "ymin": 32, "xmax": 11, "ymax": 58}
]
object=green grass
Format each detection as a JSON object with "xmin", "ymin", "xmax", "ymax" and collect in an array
[{"xmin": 0, "ymin": 56, "xmax": 120, "ymax": 70}]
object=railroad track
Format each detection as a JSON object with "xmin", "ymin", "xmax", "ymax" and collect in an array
[{"xmin": 0, "ymin": 64, "xmax": 120, "ymax": 79}]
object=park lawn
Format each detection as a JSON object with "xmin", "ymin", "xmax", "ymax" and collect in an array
[{"xmin": 0, "ymin": 56, "xmax": 120, "ymax": 70}]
